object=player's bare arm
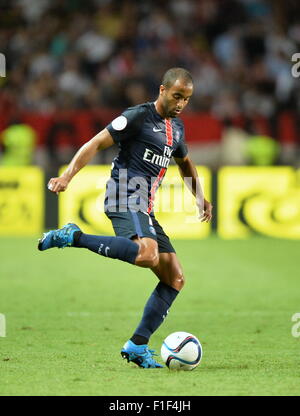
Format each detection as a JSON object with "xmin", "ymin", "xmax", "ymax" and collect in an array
[
  {"xmin": 48, "ymin": 129, "xmax": 114, "ymax": 194},
  {"xmin": 174, "ymin": 155, "xmax": 213, "ymax": 222}
]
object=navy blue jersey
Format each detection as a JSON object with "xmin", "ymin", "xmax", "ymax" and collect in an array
[{"xmin": 104, "ymin": 102, "xmax": 188, "ymax": 214}]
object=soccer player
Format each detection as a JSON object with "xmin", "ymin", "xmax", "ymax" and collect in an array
[{"xmin": 38, "ymin": 67, "xmax": 213, "ymax": 368}]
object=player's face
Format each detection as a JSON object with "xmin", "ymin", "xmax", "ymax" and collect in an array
[{"xmin": 160, "ymin": 79, "xmax": 193, "ymax": 118}]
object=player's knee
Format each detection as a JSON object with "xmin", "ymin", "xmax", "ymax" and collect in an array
[
  {"xmin": 173, "ymin": 273, "xmax": 185, "ymax": 291},
  {"xmin": 140, "ymin": 252, "xmax": 159, "ymax": 268},
  {"xmin": 135, "ymin": 248, "xmax": 159, "ymax": 268},
  {"xmin": 146, "ymin": 253, "xmax": 159, "ymax": 268}
]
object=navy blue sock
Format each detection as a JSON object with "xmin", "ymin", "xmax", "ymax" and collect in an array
[
  {"xmin": 131, "ymin": 282, "xmax": 179, "ymax": 344},
  {"xmin": 74, "ymin": 232, "xmax": 139, "ymax": 265}
]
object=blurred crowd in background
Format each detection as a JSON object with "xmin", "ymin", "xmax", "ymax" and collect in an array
[{"xmin": 0, "ymin": 0, "xmax": 299, "ymax": 170}]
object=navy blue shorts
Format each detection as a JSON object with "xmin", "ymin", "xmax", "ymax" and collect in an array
[{"xmin": 105, "ymin": 210, "xmax": 175, "ymax": 253}]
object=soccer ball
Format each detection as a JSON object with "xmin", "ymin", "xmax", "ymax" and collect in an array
[{"xmin": 161, "ymin": 331, "xmax": 203, "ymax": 371}]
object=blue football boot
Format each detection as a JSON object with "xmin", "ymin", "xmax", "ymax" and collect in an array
[
  {"xmin": 38, "ymin": 223, "xmax": 81, "ymax": 251},
  {"xmin": 121, "ymin": 340, "xmax": 163, "ymax": 368}
]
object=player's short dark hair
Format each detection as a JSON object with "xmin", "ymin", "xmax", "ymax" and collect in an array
[{"xmin": 162, "ymin": 68, "xmax": 193, "ymax": 89}]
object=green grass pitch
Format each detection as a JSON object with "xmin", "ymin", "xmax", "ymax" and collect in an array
[{"xmin": 0, "ymin": 236, "xmax": 299, "ymax": 396}]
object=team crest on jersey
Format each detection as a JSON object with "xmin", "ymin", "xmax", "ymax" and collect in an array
[{"xmin": 175, "ymin": 130, "xmax": 180, "ymax": 142}]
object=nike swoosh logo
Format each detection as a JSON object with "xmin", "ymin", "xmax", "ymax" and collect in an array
[{"xmin": 153, "ymin": 127, "xmax": 162, "ymax": 132}]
